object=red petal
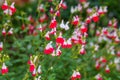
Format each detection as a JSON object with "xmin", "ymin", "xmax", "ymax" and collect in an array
[
  {"xmin": 29, "ymin": 64, "xmax": 35, "ymax": 72},
  {"xmin": 1, "ymin": 5, "xmax": 8, "ymax": 10},
  {"xmin": 56, "ymin": 37, "xmax": 64, "ymax": 44}
]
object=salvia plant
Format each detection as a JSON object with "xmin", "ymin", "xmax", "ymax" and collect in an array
[{"xmin": 0, "ymin": 0, "xmax": 120, "ymax": 80}]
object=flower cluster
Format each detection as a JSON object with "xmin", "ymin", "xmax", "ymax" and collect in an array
[{"xmin": 0, "ymin": 0, "xmax": 120, "ymax": 79}]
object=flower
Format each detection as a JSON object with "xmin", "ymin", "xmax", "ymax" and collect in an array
[
  {"xmin": 1, "ymin": 63, "xmax": 8, "ymax": 75},
  {"xmin": 60, "ymin": 20, "xmax": 69, "ymax": 30},
  {"xmin": 44, "ymin": 41, "xmax": 54, "ymax": 54},
  {"xmin": 80, "ymin": 24, "xmax": 88, "ymax": 33},
  {"xmin": 85, "ymin": 17, "xmax": 91, "ymax": 24},
  {"xmin": 1, "ymin": 0, "xmax": 16, "ymax": 15},
  {"xmin": 0, "ymin": 42, "xmax": 3, "ymax": 51},
  {"xmin": 49, "ymin": 17, "xmax": 57, "ymax": 29},
  {"xmin": 56, "ymin": 32, "xmax": 64, "ymax": 45},
  {"xmin": 66, "ymin": 38, "xmax": 72, "ymax": 48},
  {"xmin": 71, "ymin": 71, "xmax": 81, "ymax": 80},
  {"xmin": 96, "ymin": 30, "xmax": 101, "ymax": 36},
  {"xmin": 95, "ymin": 61, "xmax": 100, "ymax": 70},
  {"xmin": 32, "ymin": 69, "xmax": 36, "ymax": 77},
  {"xmin": 95, "ymin": 74, "xmax": 103, "ymax": 80},
  {"xmin": 8, "ymin": 28, "xmax": 13, "ymax": 35},
  {"xmin": 49, "ymin": 28, "xmax": 56, "ymax": 35},
  {"xmin": 50, "ymin": 7, "xmax": 54, "ymax": 14},
  {"xmin": 10, "ymin": 2, "xmax": 16, "ymax": 15},
  {"xmin": 61, "ymin": 2, "xmax": 67, "ymax": 10},
  {"xmin": 55, "ymin": 10, "xmax": 60, "ymax": 17},
  {"xmin": 100, "ymin": 57, "xmax": 107, "ymax": 63},
  {"xmin": 61, "ymin": 40, "xmax": 67, "ymax": 48},
  {"xmin": 92, "ymin": 13, "xmax": 99, "ymax": 22},
  {"xmin": 56, "ymin": 46, "xmax": 62, "ymax": 56},
  {"xmin": 45, "ymin": 31, "xmax": 50, "ymax": 40},
  {"xmin": 98, "ymin": 7, "xmax": 104, "ymax": 15},
  {"xmin": 105, "ymin": 65, "xmax": 110, "ymax": 73},
  {"xmin": 1, "ymin": 0, "xmax": 8, "ymax": 10},
  {"xmin": 2, "ymin": 28, "xmax": 6, "ymax": 36},
  {"xmin": 29, "ymin": 62, "xmax": 35, "ymax": 72},
  {"xmin": 80, "ymin": 46, "xmax": 86, "ymax": 55},
  {"xmin": 115, "ymin": 37, "xmax": 120, "ymax": 43},
  {"xmin": 38, "ymin": 4, "xmax": 44, "ymax": 12},
  {"xmin": 72, "ymin": 15, "xmax": 79, "ymax": 26},
  {"xmin": 37, "ymin": 24, "xmax": 44, "ymax": 32},
  {"xmin": 108, "ymin": 20, "xmax": 112, "ymax": 27}
]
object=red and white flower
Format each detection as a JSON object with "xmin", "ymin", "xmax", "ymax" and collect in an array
[
  {"xmin": 49, "ymin": 17, "xmax": 57, "ymax": 29},
  {"xmin": 1, "ymin": 0, "xmax": 8, "ymax": 10},
  {"xmin": 95, "ymin": 74, "xmax": 103, "ymax": 80},
  {"xmin": 37, "ymin": 24, "xmax": 43, "ymax": 32},
  {"xmin": 50, "ymin": 7, "xmax": 54, "ymax": 14},
  {"xmin": 49, "ymin": 28, "xmax": 56, "ymax": 35},
  {"xmin": 98, "ymin": 7, "xmax": 104, "ymax": 15},
  {"xmin": 100, "ymin": 57, "xmax": 107, "ymax": 63},
  {"xmin": 1, "ymin": 63, "xmax": 8, "ymax": 75},
  {"xmin": 56, "ymin": 46, "xmax": 62, "ymax": 56},
  {"xmin": 105, "ymin": 65, "xmax": 110, "ymax": 73},
  {"xmin": 8, "ymin": 28, "xmax": 13, "ymax": 35},
  {"xmin": 102, "ymin": 28, "xmax": 108, "ymax": 35},
  {"xmin": 61, "ymin": 40, "xmax": 67, "ymax": 48},
  {"xmin": 28, "ymin": 15, "xmax": 34, "ymax": 23},
  {"xmin": 1, "ymin": 0, "xmax": 16, "ymax": 16},
  {"xmin": 80, "ymin": 46, "xmax": 86, "ymax": 55},
  {"xmin": 0, "ymin": 42, "xmax": 3, "ymax": 51},
  {"xmin": 80, "ymin": 24, "xmax": 88, "ymax": 33},
  {"xmin": 56, "ymin": 32, "xmax": 64, "ymax": 45},
  {"xmin": 38, "ymin": 4, "xmax": 44, "ymax": 12},
  {"xmin": 95, "ymin": 61, "xmax": 100, "ymax": 70},
  {"xmin": 66, "ymin": 38, "xmax": 72, "ymax": 48},
  {"xmin": 45, "ymin": 31, "xmax": 50, "ymax": 40},
  {"xmin": 92, "ymin": 13, "xmax": 99, "ymax": 22},
  {"xmin": 59, "ymin": 0, "xmax": 67, "ymax": 9},
  {"xmin": 2, "ymin": 28, "xmax": 6, "ymax": 36},
  {"xmin": 117, "ymin": 51, "xmax": 120, "ymax": 57},
  {"xmin": 44, "ymin": 41, "xmax": 54, "ymax": 54},
  {"xmin": 115, "ymin": 37, "xmax": 120, "ymax": 43},
  {"xmin": 108, "ymin": 20, "xmax": 112, "ymax": 27},
  {"xmin": 72, "ymin": 15, "xmax": 79, "ymax": 26},
  {"xmin": 32, "ymin": 69, "xmax": 36, "ymax": 77},
  {"xmin": 85, "ymin": 17, "xmax": 91, "ymax": 24},
  {"xmin": 55, "ymin": 10, "xmax": 60, "ymax": 17},
  {"xmin": 61, "ymin": 2, "xmax": 67, "ymax": 10},
  {"xmin": 59, "ymin": 0, "xmax": 63, "ymax": 8},
  {"xmin": 113, "ymin": 20, "xmax": 118, "ymax": 28},
  {"xmin": 96, "ymin": 30, "xmax": 101, "ymax": 36},
  {"xmin": 71, "ymin": 71, "xmax": 81, "ymax": 80}
]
